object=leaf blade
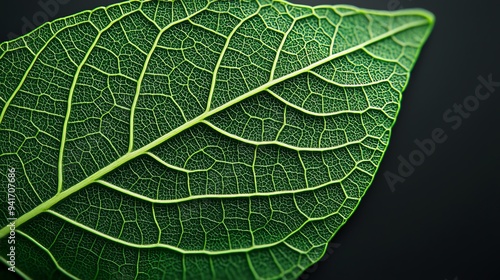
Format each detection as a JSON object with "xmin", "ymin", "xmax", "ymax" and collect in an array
[{"xmin": 0, "ymin": 0, "xmax": 434, "ymax": 279}]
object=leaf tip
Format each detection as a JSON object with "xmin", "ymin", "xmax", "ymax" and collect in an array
[
  {"xmin": 407, "ymin": 8, "xmax": 435, "ymax": 27},
  {"xmin": 418, "ymin": 9, "xmax": 435, "ymax": 26}
]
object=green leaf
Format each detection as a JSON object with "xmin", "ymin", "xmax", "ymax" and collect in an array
[{"xmin": 0, "ymin": 0, "xmax": 433, "ymax": 279}]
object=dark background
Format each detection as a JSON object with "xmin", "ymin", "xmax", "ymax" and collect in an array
[{"xmin": 0, "ymin": 1, "xmax": 499, "ymax": 279}]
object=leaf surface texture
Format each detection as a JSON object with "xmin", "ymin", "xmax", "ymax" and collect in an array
[{"xmin": 0, "ymin": 0, "xmax": 433, "ymax": 279}]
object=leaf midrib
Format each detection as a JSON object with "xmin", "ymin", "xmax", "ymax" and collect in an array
[{"xmin": 0, "ymin": 18, "xmax": 429, "ymax": 239}]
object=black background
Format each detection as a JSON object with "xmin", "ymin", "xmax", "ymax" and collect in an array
[{"xmin": 0, "ymin": 1, "xmax": 499, "ymax": 279}]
